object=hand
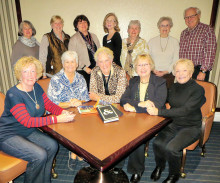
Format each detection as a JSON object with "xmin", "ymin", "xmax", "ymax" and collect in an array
[
  {"xmin": 89, "ymin": 92, "xmax": 100, "ymax": 101},
  {"xmin": 197, "ymin": 72, "xmax": 206, "ymax": 81},
  {"xmin": 62, "ymin": 110, "xmax": 73, "ymax": 115},
  {"xmin": 70, "ymin": 98, "xmax": 82, "ymax": 107},
  {"xmin": 138, "ymin": 100, "xmax": 155, "ymax": 108},
  {"xmin": 123, "ymin": 103, "xmax": 136, "ymax": 112},
  {"xmin": 57, "ymin": 113, "xmax": 76, "ymax": 123},
  {"xmin": 85, "ymin": 67, "xmax": 92, "ymax": 74},
  {"xmin": 154, "ymin": 70, "xmax": 168, "ymax": 77},
  {"xmin": 43, "ymin": 75, "xmax": 47, "ymax": 79},
  {"xmin": 147, "ymin": 107, "xmax": 158, "ymax": 115}
]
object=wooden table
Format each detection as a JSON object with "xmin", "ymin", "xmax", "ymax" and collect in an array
[{"xmin": 41, "ymin": 103, "xmax": 171, "ymax": 182}]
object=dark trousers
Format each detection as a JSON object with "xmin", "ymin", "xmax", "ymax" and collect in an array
[
  {"xmin": 116, "ymin": 144, "xmax": 145, "ymax": 174},
  {"xmin": 77, "ymin": 70, "xmax": 90, "ymax": 90},
  {"xmin": 193, "ymin": 65, "xmax": 210, "ymax": 82},
  {"xmin": 153, "ymin": 123, "xmax": 200, "ymax": 175}
]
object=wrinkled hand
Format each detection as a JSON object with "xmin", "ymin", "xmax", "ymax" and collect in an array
[
  {"xmin": 138, "ymin": 100, "xmax": 155, "ymax": 108},
  {"xmin": 123, "ymin": 103, "xmax": 136, "ymax": 112},
  {"xmin": 197, "ymin": 72, "xmax": 206, "ymax": 81},
  {"xmin": 57, "ymin": 113, "xmax": 76, "ymax": 123},
  {"xmin": 89, "ymin": 92, "xmax": 100, "ymax": 101},
  {"xmin": 147, "ymin": 107, "xmax": 158, "ymax": 116},
  {"xmin": 70, "ymin": 98, "xmax": 82, "ymax": 107},
  {"xmin": 85, "ymin": 67, "xmax": 92, "ymax": 74}
]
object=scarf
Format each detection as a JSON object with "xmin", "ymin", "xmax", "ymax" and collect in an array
[
  {"xmin": 79, "ymin": 31, "xmax": 96, "ymax": 56},
  {"xmin": 19, "ymin": 36, "xmax": 37, "ymax": 47},
  {"xmin": 124, "ymin": 36, "xmax": 140, "ymax": 77}
]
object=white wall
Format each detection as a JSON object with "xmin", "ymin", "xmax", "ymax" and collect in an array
[{"xmin": 20, "ymin": 0, "xmax": 213, "ymax": 43}]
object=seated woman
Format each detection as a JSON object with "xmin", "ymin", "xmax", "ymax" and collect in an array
[
  {"xmin": 120, "ymin": 20, "xmax": 149, "ymax": 78},
  {"xmin": 0, "ymin": 56, "xmax": 75, "ymax": 183},
  {"xmin": 118, "ymin": 54, "xmax": 167, "ymax": 183},
  {"xmin": 103, "ymin": 13, "xmax": 122, "ymax": 67},
  {"xmin": 147, "ymin": 59, "xmax": 206, "ymax": 183},
  {"xmin": 89, "ymin": 47, "xmax": 127, "ymax": 104},
  {"xmin": 47, "ymin": 50, "xmax": 90, "ymax": 108}
]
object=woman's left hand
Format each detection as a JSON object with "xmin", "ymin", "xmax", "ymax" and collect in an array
[
  {"xmin": 70, "ymin": 98, "xmax": 82, "ymax": 107},
  {"xmin": 138, "ymin": 100, "xmax": 155, "ymax": 108},
  {"xmin": 147, "ymin": 107, "xmax": 158, "ymax": 115},
  {"xmin": 89, "ymin": 92, "xmax": 100, "ymax": 101}
]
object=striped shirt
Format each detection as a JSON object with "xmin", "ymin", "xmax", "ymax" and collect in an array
[{"xmin": 179, "ymin": 22, "xmax": 216, "ymax": 71}]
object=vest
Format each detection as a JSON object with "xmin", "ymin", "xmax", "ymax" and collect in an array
[{"xmin": 46, "ymin": 30, "xmax": 70, "ymax": 75}]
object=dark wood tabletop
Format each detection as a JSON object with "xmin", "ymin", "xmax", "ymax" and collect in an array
[{"xmin": 41, "ymin": 102, "xmax": 171, "ymax": 172}]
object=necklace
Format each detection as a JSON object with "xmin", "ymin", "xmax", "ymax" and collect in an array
[
  {"xmin": 24, "ymin": 86, "xmax": 40, "ymax": 110},
  {"xmin": 160, "ymin": 36, "xmax": 169, "ymax": 52}
]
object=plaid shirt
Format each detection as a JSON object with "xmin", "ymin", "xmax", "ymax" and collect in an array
[{"xmin": 179, "ymin": 22, "xmax": 216, "ymax": 71}]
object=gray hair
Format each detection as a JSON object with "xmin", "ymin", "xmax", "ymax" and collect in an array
[
  {"xmin": 157, "ymin": 17, "xmax": 173, "ymax": 29},
  {"xmin": 128, "ymin": 20, "xmax": 141, "ymax": 30},
  {"xmin": 184, "ymin": 7, "xmax": 201, "ymax": 18},
  {"xmin": 18, "ymin": 20, "xmax": 36, "ymax": 36},
  {"xmin": 61, "ymin": 51, "xmax": 78, "ymax": 65}
]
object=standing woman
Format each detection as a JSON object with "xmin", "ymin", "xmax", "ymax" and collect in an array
[
  {"xmin": 11, "ymin": 20, "xmax": 39, "ymax": 67},
  {"xmin": 68, "ymin": 15, "xmax": 100, "ymax": 89},
  {"xmin": 147, "ymin": 59, "xmax": 206, "ymax": 183},
  {"xmin": 148, "ymin": 17, "xmax": 179, "ymax": 88},
  {"xmin": 39, "ymin": 15, "xmax": 70, "ymax": 78},
  {"xmin": 103, "ymin": 13, "xmax": 122, "ymax": 67},
  {"xmin": 0, "ymin": 56, "xmax": 75, "ymax": 183},
  {"xmin": 120, "ymin": 20, "xmax": 149, "ymax": 78}
]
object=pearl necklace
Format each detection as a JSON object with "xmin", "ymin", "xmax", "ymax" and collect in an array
[
  {"xmin": 24, "ymin": 86, "xmax": 40, "ymax": 110},
  {"xmin": 160, "ymin": 36, "xmax": 169, "ymax": 52}
]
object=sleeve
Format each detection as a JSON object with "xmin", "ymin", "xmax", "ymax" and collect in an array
[
  {"xmin": 201, "ymin": 27, "xmax": 217, "ymax": 71},
  {"xmin": 39, "ymin": 35, "xmax": 49, "ymax": 76},
  {"xmin": 168, "ymin": 38, "xmax": 179, "ymax": 73},
  {"xmin": 143, "ymin": 39, "xmax": 149, "ymax": 54},
  {"xmin": 78, "ymin": 75, "xmax": 90, "ymax": 101},
  {"xmin": 102, "ymin": 35, "xmax": 106, "ymax": 46},
  {"xmin": 11, "ymin": 41, "xmax": 21, "ymax": 67},
  {"xmin": 68, "ymin": 36, "xmax": 77, "ymax": 51},
  {"xmin": 120, "ymin": 39, "xmax": 127, "ymax": 68},
  {"xmin": 113, "ymin": 33, "xmax": 122, "ymax": 67},
  {"xmin": 47, "ymin": 77, "xmax": 61, "ymax": 105},
  {"xmin": 159, "ymin": 86, "xmax": 205, "ymax": 117}
]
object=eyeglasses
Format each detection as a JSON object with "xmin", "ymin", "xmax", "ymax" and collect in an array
[
  {"xmin": 137, "ymin": 63, "xmax": 149, "ymax": 67},
  {"xmin": 160, "ymin": 24, "xmax": 170, "ymax": 28},
  {"xmin": 184, "ymin": 14, "xmax": 197, "ymax": 20}
]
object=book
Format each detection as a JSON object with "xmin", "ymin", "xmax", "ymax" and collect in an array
[
  {"xmin": 97, "ymin": 105, "xmax": 119, "ymax": 123},
  {"xmin": 111, "ymin": 104, "xmax": 123, "ymax": 117},
  {"xmin": 77, "ymin": 105, "xmax": 97, "ymax": 114}
]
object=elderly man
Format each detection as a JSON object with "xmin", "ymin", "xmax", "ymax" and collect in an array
[{"xmin": 179, "ymin": 7, "xmax": 217, "ymax": 81}]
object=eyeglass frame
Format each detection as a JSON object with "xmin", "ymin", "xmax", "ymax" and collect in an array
[{"xmin": 184, "ymin": 13, "xmax": 198, "ymax": 20}]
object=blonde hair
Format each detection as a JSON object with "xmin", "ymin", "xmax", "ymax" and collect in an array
[
  {"xmin": 134, "ymin": 53, "xmax": 155, "ymax": 72},
  {"xmin": 103, "ymin": 13, "xmax": 120, "ymax": 33},
  {"xmin": 14, "ymin": 56, "xmax": 43, "ymax": 80},
  {"xmin": 94, "ymin": 47, "xmax": 114, "ymax": 62},
  {"xmin": 50, "ymin": 15, "xmax": 64, "ymax": 25},
  {"xmin": 173, "ymin": 59, "xmax": 194, "ymax": 75}
]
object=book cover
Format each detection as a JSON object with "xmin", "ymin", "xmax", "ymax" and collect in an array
[
  {"xmin": 97, "ymin": 105, "xmax": 119, "ymax": 123},
  {"xmin": 77, "ymin": 105, "xmax": 97, "ymax": 114}
]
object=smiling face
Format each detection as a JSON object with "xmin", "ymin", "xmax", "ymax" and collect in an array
[
  {"xmin": 97, "ymin": 52, "xmax": 112, "ymax": 75},
  {"xmin": 175, "ymin": 63, "xmax": 192, "ymax": 84},
  {"xmin": 77, "ymin": 20, "xmax": 88, "ymax": 34},
  {"xmin": 128, "ymin": 24, "xmax": 140, "ymax": 39},
  {"xmin": 136, "ymin": 58, "xmax": 151, "ymax": 79},
  {"xmin": 22, "ymin": 23, "xmax": 33, "ymax": 39},
  {"xmin": 105, "ymin": 15, "xmax": 116, "ymax": 31},
  {"xmin": 51, "ymin": 19, "xmax": 63, "ymax": 34},
  {"xmin": 63, "ymin": 59, "xmax": 78, "ymax": 74},
  {"xmin": 20, "ymin": 64, "xmax": 37, "ymax": 90},
  {"xmin": 184, "ymin": 8, "xmax": 200, "ymax": 30},
  {"xmin": 159, "ymin": 20, "xmax": 171, "ymax": 37}
]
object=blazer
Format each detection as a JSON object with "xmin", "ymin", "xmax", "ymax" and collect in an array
[
  {"xmin": 120, "ymin": 73, "xmax": 167, "ymax": 113},
  {"xmin": 68, "ymin": 31, "xmax": 100, "ymax": 70}
]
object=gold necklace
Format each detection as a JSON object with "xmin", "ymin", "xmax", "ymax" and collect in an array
[
  {"xmin": 160, "ymin": 36, "xmax": 169, "ymax": 52},
  {"xmin": 24, "ymin": 86, "xmax": 40, "ymax": 110}
]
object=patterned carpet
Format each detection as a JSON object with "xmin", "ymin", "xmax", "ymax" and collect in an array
[{"xmin": 15, "ymin": 122, "xmax": 220, "ymax": 183}]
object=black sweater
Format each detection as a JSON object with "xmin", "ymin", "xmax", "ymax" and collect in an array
[{"xmin": 159, "ymin": 79, "xmax": 206, "ymax": 127}]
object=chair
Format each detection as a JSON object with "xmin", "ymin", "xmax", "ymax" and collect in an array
[
  {"xmin": 180, "ymin": 80, "xmax": 217, "ymax": 178},
  {"xmin": 0, "ymin": 92, "xmax": 28, "ymax": 183},
  {"xmin": 37, "ymin": 78, "xmax": 51, "ymax": 94}
]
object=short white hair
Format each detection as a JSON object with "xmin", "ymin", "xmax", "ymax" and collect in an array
[
  {"xmin": 128, "ymin": 20, "xmax": 141, "ymax": 30},
  {"xmin": 61, "ymin": 51, "xmax": 78, "ymax": 65},
  {"xmin": 184, "ymin": 7, "xmax": 201, "ymax": 17}
]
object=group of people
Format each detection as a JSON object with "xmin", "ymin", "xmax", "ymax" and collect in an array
[{"xmin": 0, "ymin": 6, "xmax": 216, "ymax": 183}]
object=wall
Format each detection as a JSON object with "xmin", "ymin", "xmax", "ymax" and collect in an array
[{"xmin": 20, "ymin": 0, "xmax": 213, "ymax": 43}]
